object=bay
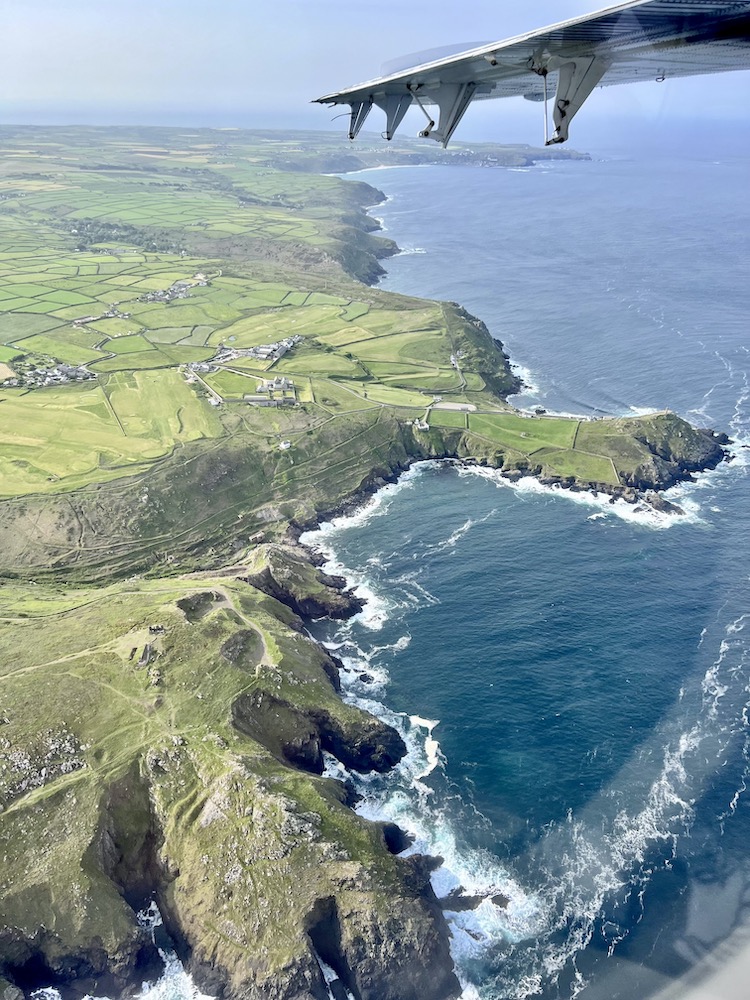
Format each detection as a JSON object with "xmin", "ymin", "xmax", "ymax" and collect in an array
[{"xmin": 302, "ymin": 152, "xmax": 750, "ymax": 999}]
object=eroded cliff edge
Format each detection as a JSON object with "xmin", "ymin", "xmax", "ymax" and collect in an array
[
  {"xmin": 0, "ymin": 565, "xmax": 460, "ymax": 1000},
  {"xmin": 0, "ymin": 128, "xmax": 734, "ymax": 1000}
]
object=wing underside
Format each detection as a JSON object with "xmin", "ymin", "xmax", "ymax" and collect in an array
[{"xmin": 315, "ymin": 0, "xmax": 750, "ymax": 145}]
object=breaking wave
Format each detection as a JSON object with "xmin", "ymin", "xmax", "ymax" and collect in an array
[{"xmin": 301, "ymin": 453, "xmax": 750, "ymax": 998}]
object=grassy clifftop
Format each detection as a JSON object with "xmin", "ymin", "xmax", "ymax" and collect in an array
[
  {"xmin": 0, "ymin": 125, "xmax": 726, "ymax": 566},
  {"xmin": 0, "ymin": 569, "xmax": 457, "ymax": 1000},
  {"xmin": 0, "ymin": 126, "xmax": 729, "ymax": 998},
  {"xmin": 0, "ymin": 402, "xmax": 726, "ymax": 584}
]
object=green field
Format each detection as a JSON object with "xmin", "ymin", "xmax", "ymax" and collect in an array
[
  {"xmin": 0, "ymin": 345, "xmax": 24, "ymax": 362},
  {"xmin": 531, "ymin": 448, "xmax": 619, "ymax": 484},
  {"xmin": 310, "ymin": 378, "xmax": 379, "ymax": 412},
  {"xmin": 0, "ymin": 370, "xmax": 221, "ymax": 495},
  {"xmin": 106, "ymin": 333, "xmax": 153, "ymax": 354},
  {"xmin": 203, "ymin": 369, "xmax": 259, "ymax": 398},
  {"xmin": 429, "ymin": 409, "xmax": 469, "ymax": 429},
  {"xmin": 273, "ymin": 346, "xmax": 366, "ymax": 378},
  {"xmin": 12, "ymin": 334, "xmax": 104, "ymax": 365},
  {"xmin": 0, "ymin": 125, "xmax": 678, "ymax": 508},
  {"xmin": 469, "ymin": 413, "xmax": 578, "ymax": 451},
  {"xmin": 345, "ymin": 380, "xmax": 430, "ymax": 408}
]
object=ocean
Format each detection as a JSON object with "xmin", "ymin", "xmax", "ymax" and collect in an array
[
  {"xmin": 299, "ymin": 151, "xmax": 750, "ymax": 1000},
  {"xmin": 97, "ymin": 151, "xmax": 749, "ymax": 1000}
]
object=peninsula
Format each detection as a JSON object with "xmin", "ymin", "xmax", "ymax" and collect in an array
[{"xmin": 0, "ymin": 126, "xmax": 728, "ymax": 1000}]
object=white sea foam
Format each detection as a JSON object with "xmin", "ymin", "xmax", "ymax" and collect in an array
[
  {"xmin": 456, "ymin": 463, "xmax": 701, "ymax": 530},
  {"xmin": 135, "ymin": 954, "xmax": 215, "ymax": 1000},
  {"xmin": 421, "ymin": 508, "xmax": 498, "ymax": 557},
  {"xmin": 311, "ymin": 456, "xmax": 750, "ymax": 997},
  {"xmin": 325, "ymin": 631, "xmax": 550, "ymax": 975},
  {"xmin": 627, "ymin": 404, "xmax": 660, "ymax": 416},
  {"xmin": 507, "ymin": 613, "xmax": 750, "ymax": 996},
  {"xmin": 31, "ymin": 950, "xmax": 214, "ymax": 1000},
  {"xmin": 301, "ymin": 453, "xmax": 747, "ymax": 995},
  {"xmin": 345, "ymin": 164, "xmax": 432, "ymax": 174},
  {"xmin": 301, "ymin": 463, "xmax": 429, "ymax": 543},
  {"xmin": 509, "ymin": 362, "xmax": 542, "ymax": 397},
  {"xmin": 370, "ymin": 634, "xmax": 411, "ymax": 656},
  {"xmin": 664, "ymin": 432, "xmax": 750, "ymax": 514},
  {"xmin": 409, "ymin": 716, "xmax": 444, "ymax": 785},
  {"xmin": 727, "ymin": 615, "xmax": 749, "ymax": 635},
  {"xmin": 300, "ymin": 464, "xmax": 440, "ymax": 629},
  {"xmin": 304, "ymin": 436, "xmax": 750, "ymax": 1000},
  {"xmin": 314, "ymin": 953, "xmax": 356, "ymax": 1000}
]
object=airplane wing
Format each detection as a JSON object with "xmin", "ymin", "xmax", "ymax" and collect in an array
[{"xmin": 314, "ymin": 0, "xmax": 750, "ymax": 145}]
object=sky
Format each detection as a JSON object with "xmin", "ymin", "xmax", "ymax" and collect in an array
[{"xmin": 2, "ymin": 0, "xmax": 749, "ymax": 153}]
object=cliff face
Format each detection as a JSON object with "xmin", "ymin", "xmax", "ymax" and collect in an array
[
  {"xmin": 0, "ymin": 574, "xmax": 459, "ymax": 1000},
  {"xmin": 621, "ymin": 411, "xmax": 728, "ymax": 489},
  {"xmin": 242, "ymin": 543, "xmax": 365, "ymax": 621}
]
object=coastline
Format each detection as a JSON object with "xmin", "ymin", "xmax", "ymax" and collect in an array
[
  {"xmin": 282, "ymin": 163, "xmax": 744, "ymax": 995},
  {"xmin": 294, "ymin": 435, "xmax": 749, "ymax": 999},
  {"xmin": 289, "ymin": 438, "xmax": 731, "ymax": 549},
  {"xmin": 338, "ymin": 164, "xmax": 732, "ymax": 514},
  {"xmin": 0, "ymin": 130, "xmax": 745, "ymax": 1000}
]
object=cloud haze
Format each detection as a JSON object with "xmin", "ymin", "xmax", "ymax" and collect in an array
[{"xmin": 2, "ymin": 0, "xmax": 748, "ymax": 150}]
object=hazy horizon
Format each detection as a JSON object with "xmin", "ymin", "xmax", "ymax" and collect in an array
[{"xmin": 3, "ymin": 0, "xmax": 749, "ymax": 156}]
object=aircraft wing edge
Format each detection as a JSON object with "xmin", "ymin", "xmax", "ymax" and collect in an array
[{"xmin": 314, "ymin": 0, "xmax": 750, "ymax": 146}]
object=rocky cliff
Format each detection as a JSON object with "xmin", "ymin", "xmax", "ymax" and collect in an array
[{"xmin": 0, "ymin": 572, "xmax": 460, "ymax": 1000}]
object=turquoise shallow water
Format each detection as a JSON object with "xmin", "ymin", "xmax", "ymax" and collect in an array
[{"xmin": 300, "ymin": 153, "xmax": 750, "ymax": 999}]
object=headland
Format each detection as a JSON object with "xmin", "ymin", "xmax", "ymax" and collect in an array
[{"xmin": 0, "ymin": 125, "xmax": 730, "ymax": 1000}]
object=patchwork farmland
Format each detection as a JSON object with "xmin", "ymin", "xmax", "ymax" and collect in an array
[{"xmin": 0, "ymin": 126, "xmax": 675, "ymax": 506}]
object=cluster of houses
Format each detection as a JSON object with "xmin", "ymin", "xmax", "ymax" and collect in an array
[
  {"xmin": 251, "ymin": 336, "xmax": 301, "ymax": 361},
  {"xmin": 245, "ymin": 375, "xmax": 296, "ymax": 408},
  {"xmin": 244, "ymin": 394, "xmax": 296, "ymax": 408},
  {"xmin": 73, "ymin": 305, "xmax": 130, "ymax": 327},
  {"xmin": 212, "ymin": 335, "xmax": 302, "ymax": 366},
  {"xmin": 256, "ymin": 376, "xmax": 294, "ymax": 394},
  {"xmin": 138, "ymin": 274, "xmax": 208, "ymax": 305},
  {"xmin": 1, "ymin": 362, "xmax": 96, "ymax": 389}
]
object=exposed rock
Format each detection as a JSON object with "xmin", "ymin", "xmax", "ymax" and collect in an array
[
  {"xmin": 231, "ymin": 690, "xmax": 407, "ymax": 775},
  {"xmin": 0, "ymin": 924, "xmax": 159, "ymax": 999},
  {"xmin": 379, "ymin": 822, "xmax": 415, "ymax": 856},
  {"xmin": 619, "ymin": 412, "xmax": 727, "ymax": 490},
  {"xmin": 0, "ymin": 977, "xmax": 22, "ymax": 1000},
  {"xmin": 177, "ymin": 591, "xmax": 224, "ymax": 623},
  {"xmin": 243, "ymin": 544, "xmax": 365, "ymax": 620},
  {"xmin": 439, "ymin": 888, "xmax": 485, "ymax": 912},
  {"xmin": 220, "ymin": 628, "xmax": 264, "ymax": 669},
  {"xmin": 0, "ymin": 575, "xmax": 454, "ymax": 1000},
  {"xmin": 644, "ymin": 492, "xmax": 685, "ymax": 515}
]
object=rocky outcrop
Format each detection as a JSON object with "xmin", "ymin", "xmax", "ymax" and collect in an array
[
  {"xmin": 0, "ymin": 575, "xmax": 453, "ymax": 1000},
  {"xmin": 0, "ymin": 978, "xmax": 22, "ymax": 1000},
  {"xmin": 243, "ymin": 543, "xmax": 365, "ymax": 620},
  {"xmin": 0, "ymin": 926, "xmax": 158, "ymax": 1000},
  {"xmin": 623, "ymin": 414, "xmax": 728, "ymax": 489},
  {"xmin": 306, "ymin": 881, "xmax": 460, "ymax": 1000},
  {"xmin": 232, "ymin": 690, "xmax": 407, "ymax": 775}
]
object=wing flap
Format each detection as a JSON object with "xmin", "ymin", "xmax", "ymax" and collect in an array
[{"xmin": 315, "ymin": 0, "xmax": 750, "ymax": 143}]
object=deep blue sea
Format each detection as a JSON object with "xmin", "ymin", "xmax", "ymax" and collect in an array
[
  {"xmin": 298, "ymin": 153, "xmax": 750, "ymax": 1000},
  {"xmin": 113, "ymin": 152, "xmax": 750, "ymax": 1000}
]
